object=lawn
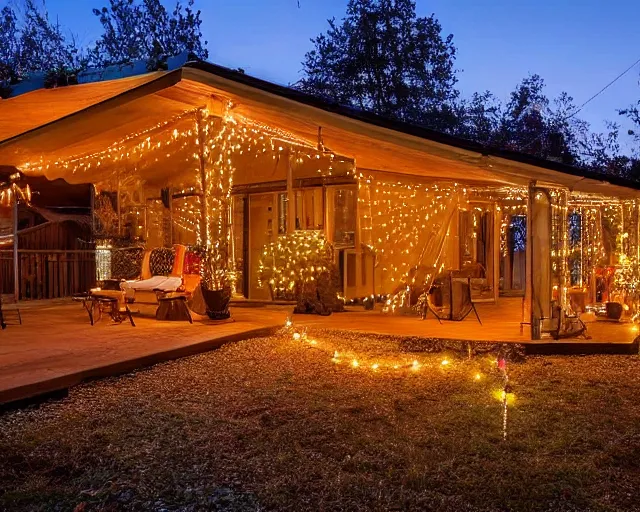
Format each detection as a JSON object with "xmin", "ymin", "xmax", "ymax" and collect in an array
[{"xmin": 1, "ymin": 327, "xmax": 639, "ymax": 512}]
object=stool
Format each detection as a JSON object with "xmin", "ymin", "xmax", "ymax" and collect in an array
[{"xmin": 156, "ymin": 294, "xmax": 193, "ymax": 323}]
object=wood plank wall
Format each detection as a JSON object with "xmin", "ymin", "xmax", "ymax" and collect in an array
[
  {"xmin": 0, "ymin": 221, "xmax": 96, "ymax": 299},
  {"xmin": 0, "ymin": 250, "xmax": 96, "ymax": 299}
]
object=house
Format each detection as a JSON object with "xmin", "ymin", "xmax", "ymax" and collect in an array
[{"xmin": 1, "ymin": 60, "xmax": 638, "ymax": 339}]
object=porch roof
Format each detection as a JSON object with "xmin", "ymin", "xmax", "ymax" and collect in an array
[{"xmin": 0, "ymin": 61, "xmax": 638, "ymax": 197}]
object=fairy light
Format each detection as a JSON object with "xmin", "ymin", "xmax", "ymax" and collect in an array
[{"xmin": 258, "ymin": 231, "xmax": 332, "ymax": 298}]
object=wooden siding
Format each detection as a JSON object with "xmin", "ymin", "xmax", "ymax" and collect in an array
[{"xmin": 0, "ymin": 221, "xmax": 96, "ymax": 299}]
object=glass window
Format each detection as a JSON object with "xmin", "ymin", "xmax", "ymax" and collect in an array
[
  {"xmin": 295, "ymin": 188, "xmax": 324, "ymax": 230},
  {"xmin": 334, "ymin": 187, "xmax": 357, "ymax": 247}
]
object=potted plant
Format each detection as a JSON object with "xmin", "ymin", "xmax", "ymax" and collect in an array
[{"xmin": 198, "ymin": 245, "xmax": 232, "ymax": 320}]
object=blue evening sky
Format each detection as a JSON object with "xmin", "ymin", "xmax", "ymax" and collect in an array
[{"xmin": 21, "ymin": 0, "xmax": 640, "ymax": 149}]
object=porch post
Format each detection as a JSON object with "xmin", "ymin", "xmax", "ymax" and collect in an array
[
  {"xmin": 117, "ymin": 171, "xmax": 122, "ymax": 236},
  {"xmin": 168, "ymin": 187, "xmax": 173, "ymax": 245},
  {"xmin": 559, "ymin": 190, "xmax": 569, "ymax": 309},
  {"xmin": 493, "ymin": 203, "xmax": 501, "ymax": 302},
  {"xmin": 196, "ymin": 110, "xmax": 209, "ymax": 248},
  {"xmin": 286, "ymin": 151, "xmax": 295, "ymax": 233},
  {"xmin": 90, "ymin": 184, "xmax": 96, "ymax": 236},
  {"xmin": 13, "ymin": 187, "xmax": 19, "ymax": 301},
  {"xmin": 524, "ymin": 183, "xmax": 533, "ymax": 338}
]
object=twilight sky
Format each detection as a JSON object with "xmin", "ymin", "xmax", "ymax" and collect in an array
[{"xmin": 24, "ymin": 0, "xmax": 640, "ymax": 149}]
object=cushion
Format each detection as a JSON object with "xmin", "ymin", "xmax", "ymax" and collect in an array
[
  {"xmin": 183, "ymin": 250, "xmax": 202, "ymax": 275},
  {"xmin": 111, "ymin": 247, "xmax": 144, "ymax": 280},
  {"xmin": 149, "ymin": 247, "xmax": 175, "ymax": 276},
  {"xmin": 122, "ymin": 276, "xmax": 182, "ymax": 292}
]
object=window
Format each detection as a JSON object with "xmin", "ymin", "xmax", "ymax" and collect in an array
[
  {"xmin": 334, "ymin": 187, "xmax": 357, "ymax": 247},
  {"xmin": 295, "ymin": 188, "xmax": 324, "ymax": 230}
]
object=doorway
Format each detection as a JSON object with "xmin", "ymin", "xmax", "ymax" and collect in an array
[{"xmin": 248, "ymin": 193, "xmax": 275, "ymax": 300}]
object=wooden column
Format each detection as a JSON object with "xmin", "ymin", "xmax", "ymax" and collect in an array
[
  {"xmin": 116, "ymin": 171, "xmax": 122, "ymax": 236},
  {"xmin": 493, "ymin": 204, "xmax": 501, "ymax": 302},
  {"xmin": 524, "ymin": 184, "xmax": 533, "ymax": 337},
  {"xmin": 287, "ymin": 151, "xmax": 295, "ymax": 233},
  {"xmin": 559, "ymin": 190, "xmax": 569, "ymax": 309},
  {"xmin": 13, "ymin": 187, "xmax": 19, "ymax": 301},
  {"xmin": 196, "ymin": 110, "xmax": 209, "ymax": 247}
]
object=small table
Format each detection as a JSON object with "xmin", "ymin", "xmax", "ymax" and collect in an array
[{"xmin": 73, "ymin": 291, "xmax": 136, "ymax": 326}]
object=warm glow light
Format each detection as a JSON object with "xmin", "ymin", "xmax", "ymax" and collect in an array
[
  {"xmin": 474, "ymin": 373, "xmax": 482, "ymax": 381},
  {"xmin": 292, "ymin": 332, "xmax": 301, "ymax": 341},
  {"xmin": 372, "ymin": 363, "xmax": 379, "ymax": 370},
  {"xmin": 352, "ymin": 360, "xmax": 359, "ymax": 368},
  {"xmin": 493, "ymin": 389, "xmax": 516, "ymax": 405},
  {"xmin": 441, "ymin": 359, "xmax": 450, "ymax": 366}
]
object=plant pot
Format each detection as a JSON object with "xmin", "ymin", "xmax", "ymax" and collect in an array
[{"xmin": 202, "ymin": 288, "xmax": 231, "ymax": 320}]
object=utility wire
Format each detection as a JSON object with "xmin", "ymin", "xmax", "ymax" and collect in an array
[
  {"xmin": 520, "ymin": 55, "xmax": 640, "ymax": 150},
  {"xmin": 567, "ymin": 55, "xmax": 640, "ymax": 121}
]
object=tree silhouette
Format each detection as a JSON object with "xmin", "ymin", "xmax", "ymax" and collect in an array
[
  {"xmin": 90, "ymin": 0, "xmax": 208, "ymax": 69},
  {"xmin": 297, "ymin": 0, "xmax": 459, "ymax": 132}
]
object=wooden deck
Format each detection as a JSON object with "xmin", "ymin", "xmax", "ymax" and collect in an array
[
  {"xmin": 294, "ymin": 297, "xmax": 639, "ymax": 344},
  {"xmin": 0, "ymin": 297, "xmax": 636, "ymax": 407},
  {"xmin": 0, "ymin": 303, "xmax": 288, "ymax": 406}
]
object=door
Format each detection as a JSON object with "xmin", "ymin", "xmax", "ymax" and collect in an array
[{"xmin": 249, "ymin": 193, "xmax": 274, "ymax": 300}]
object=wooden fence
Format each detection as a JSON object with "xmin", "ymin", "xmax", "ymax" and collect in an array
[{"xmin": 0, "ymin": 250, "xmax": 96, "ymax": 299}]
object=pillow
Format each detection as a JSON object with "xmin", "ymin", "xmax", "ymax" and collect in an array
[
  {"xmin": 111, "ymin": 247, "xmax": 144, "ymax": 280},
  {"xmin": 149, "ymin": 247, "xmax": 176, "ymax": 276}
]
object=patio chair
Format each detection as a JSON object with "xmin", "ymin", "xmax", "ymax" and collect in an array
[
  {"xmin": 421, "ymin": 275, "xmax": 481, "ymax": 324},
  {"xmin": 121, "ymin": 244, "xmax": 201, "ymax": 320},
  {"xmin": 450, "ymin": 277, "xmax": 482, "ymax": 325},
  {"xmin": 121, "ymin": 245, "xmax": 185, "ymax": 302}
]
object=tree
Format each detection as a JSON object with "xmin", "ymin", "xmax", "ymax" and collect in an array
[
  {"xmin": 90, "ymin": 0, "xmax": 208, "ymax": 69},
  {"xmin": 0, "ymin": 6, "xmax": 20, "ymax": 97},
  {"xmin": 575, "ymin": 121, "xmax": 640, "ymax": 178},
  {"xmin": 455, "ymin": 91, "xmax": 502, "ymax": 146},
  {"xmin": 493, "ymin": 75, "xmax": 580, "ymax": 165},
  {"xmin": 297, "ymin": 0, "xmax": 459, "ymax": 132},
  {"xmin": 0, "ymin": 0, "xmax": 81, "ymax": 98}
]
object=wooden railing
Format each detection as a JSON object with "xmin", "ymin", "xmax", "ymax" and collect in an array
[{"xmin": 0, "ymin": 250, "xmax": 97, "ymax": 300}]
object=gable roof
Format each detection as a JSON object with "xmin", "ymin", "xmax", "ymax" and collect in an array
[{"xmin": 0, "ymin": 59, "xmax": 637, "ymax": 197}]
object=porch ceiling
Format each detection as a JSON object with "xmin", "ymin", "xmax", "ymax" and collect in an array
[{"xmin": 0, "ymin": 65, "xmax": 639, "ymax": 199}]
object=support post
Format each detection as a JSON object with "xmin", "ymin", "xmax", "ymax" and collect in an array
[
  {"xmin": 559, "ymin": 190, "xmax": 569, "ymax": 309},
  {"xmin": 90, "ymin": 184, "xmax": 96, "ymax": 236},
  {"xmin": 287, "ymin": 151, "xmax": 295, "ymax": 233},
  {"xmin": 168, "ymin": 187, "xmax": 173, "ymax": 245},
  {"xmin": 524, "ymin": 183, "xmax": 534, "ymax": 338},
  {"xmin": 117, "ymin": 171, "xmax": 122, "ymax": 236},
  {"xmin": 13, "ymin": 187, "xmax": 19, "ymax": 301},
  {"xmin": 493, "ymin": 203, "xmax": 501, "ymax": 303},
  {"xmin": 196, "ymin": 110, "xmax": 209, "ymax": 248}
]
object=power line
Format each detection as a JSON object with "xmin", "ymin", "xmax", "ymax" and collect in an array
[
  {"xmin": 520, "ymin": 55, "xmax": 640, "ymax": 151},
  {"xmin": 566, "ymin": 55, "xmax": 640, "ymax": 121}
]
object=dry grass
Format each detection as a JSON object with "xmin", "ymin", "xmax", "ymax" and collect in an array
[{"xmin": 1, "ymin": 329, "xmax": 640, "ymax": 512}]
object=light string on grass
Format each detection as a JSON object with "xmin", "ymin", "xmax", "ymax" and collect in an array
[{"xmin": 283, "ymin": 317, "xmax": 516, "ymax": 437}]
